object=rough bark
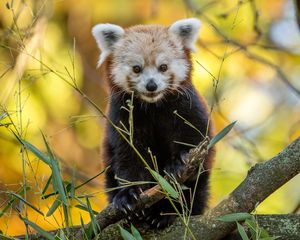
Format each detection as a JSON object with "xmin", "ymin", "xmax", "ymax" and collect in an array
[{"xmin": 99, "ymin": 214, "xmax": 300, "ymax": 240}]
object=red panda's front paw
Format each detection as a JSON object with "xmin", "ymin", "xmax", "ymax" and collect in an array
[
  {"xmin": 164, "ymin": 162, "xmax": 187, "ymax": 181},
  {"xmin": 113, "ymin": 187, "xmax": 142, "ymax": 215}
]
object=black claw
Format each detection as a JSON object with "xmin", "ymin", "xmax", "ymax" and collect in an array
[
  {"xmin": 126, "ymin": 204, "xmax": 133, "ymax": 211},
  {"xmin": 122, "ymin": 208, "xmax": 128, "ymax": 214},
  {"xmin": 133, "ymin": 193, "xmax": 138, "ymax": 200}
]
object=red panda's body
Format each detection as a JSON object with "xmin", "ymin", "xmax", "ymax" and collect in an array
[{"xmin": 92, "ymin": 19, "xmax": 214, "ymax": 228}]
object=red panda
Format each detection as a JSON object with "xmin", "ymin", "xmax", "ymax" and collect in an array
[{"xmin": 92, "ymin": 18, "xmax": 214, "ymax": 228}]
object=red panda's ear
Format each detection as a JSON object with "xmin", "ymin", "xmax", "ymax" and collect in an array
[
  {"xmin": 169, "ymin": 18, "xmax": 201, "ymax": 52},
  {"xmin": 92, "ymin": 24, "xmax": 124, "ymax": 67}
]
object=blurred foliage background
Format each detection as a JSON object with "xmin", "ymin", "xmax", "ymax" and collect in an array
[{"xmin": 0, "ymin": 0, "xmax": 299, "ymax": 236}]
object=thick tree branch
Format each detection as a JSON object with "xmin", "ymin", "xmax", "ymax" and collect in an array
[{"xmin": 96, "ymin": 214, "xmax": 300, "ymax": 240}]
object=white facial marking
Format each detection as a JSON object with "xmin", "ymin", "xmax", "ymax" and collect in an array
[
  {"xmin": 169, "ymin": 18, "xmax": 201, "ymax": 52},
  {"xmin": 140, "ymin": 92, "xmax": 164, "ymax": 103},
  {"xmin": 91, "ymin": 24, "xmax": 124, "ymax": 66}
]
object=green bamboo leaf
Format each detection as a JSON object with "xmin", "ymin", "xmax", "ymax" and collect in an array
[
  {"xmin": 51, "ymin": 163, "xmax": 68, "ymax": 206},
  {"xmin": 149, "ymin": 169, "xmax": 178, "ymax": 199},
  {"xmin": 79, "ymin": 214, "xmax": 89, "ymax": 240},
  {"xmin": 131, "ymin": 224, "xmax": 142, "ymax": 240},
  {"xmin": 21, "ymin": 217, "xmax": 55, "ymax": 240},
  {"xmin": 258, "ymin": 226, "xmax": 280, "ymax": 239},
  {"xmin": 208, "ymin": 121, "xmax": 237, "ymax": 149},
  {"xmin": 12, "ymin": 131, "xmax": 51, "ymax": 165},
  {"xmin": 237, "ymin": 222, "xmax": 250, "ymax": 240},
  {"xmin": 71, "ymin": 170, "xmax": 76, "ymax": 199},
  {"xmin": 46, "ymin": 198, "xmax": 61, "ymax": 217},
  {"xmin": 8, "ymin": 192, "xmax": 44, "ymax": 216},
  {"xmin": 119, "ymin": 225, "xmax": 136, "ymax": 240},
  {"xmin": 42, "ymin": 174, "xmax": 52, "ymax": 196},
  {"xmin": 86, "ymin": 197, "xmax": 100, "ymax": 236},
  {"xmin": 75, "ymin": 205, "xmax": 98, "ymax": 215},
  {"xmin": 55, "ymin": 229, "xmax": 66, "ymax": 240},
  {"xmin": 41, "ymin": 133, "xmax": 68, "ymax": 206},
  {"xmin": 245, "ymin": 218, "xmax": 257, "ymax": 239},
  {"xmin": 62, "ymin": 203, "xmax": 69, "ymax": 228},
  {"xmin": 218, "ymin": 212, "xmax": 252, "ymax": 222}
]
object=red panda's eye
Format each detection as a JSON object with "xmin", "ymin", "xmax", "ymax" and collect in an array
[
  {"xmin": 159, "ymin": 64, "xmax": 168, "ymax": 72},
  {"xmin": 132, "ymin": 66, "xmax": 142, "ymax": 74}
]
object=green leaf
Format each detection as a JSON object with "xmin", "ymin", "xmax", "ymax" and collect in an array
[
  {"xmin": 8, "ymin": 192, "xmax": 44, "ymax": 216},
  {"xmin": 79, "ymin": 214, "xmax": 89, "ymax": 240},
  {"xmin": 237, "ymin": 222, "xmax": 250, "ymax": 240},
  {"xmin": 259, "ymin": 227, "xmax": 280, "ymax": 239},
  {"xmin": 218, "ymin": 212, "xmax": 252, "ymax": 222},
  {"xmin": 62, "ymin": 203, "xmax": 69, "ymax": 228},
  {"xmin": 21, "ymin": 216, "xmax": 55, "ymax": 240},
  {"xmin": 131, "ymin": 224, "xmax": 142, "ymax": 240},
  {"xmin": 55, "ymin": 229, "xmax": 66, "ymax": 240},
  {"xmin": 13, "ymin": 132, "xmax": 51, "ymax": 165},
  {"xmin": 46, "ymin": 198, "xmax": 61, "ymax": 217},
  {"xmin": 208, "ymin": 121, "xmax": 237, "ymax": 149},
  {"xmin": 86, "ymin": 197, "xmax": 100, "ymax": 236},
  {"xmin": 42, "ymin": 174, "xmax": 52, "ymax": 196},
  {"xmin": 149, "ymin": 169, "xmax": 179, "ymax": 199},
  {"xmin": 119, "ymin": 225, "xmax": 136, "ymax": 240},
  {"xmin": 245, "ymin": 218, "xmax": 257, "ymax": 239},
  {"xmin": 75, "ymin": 205, "xmax": 98, "ymax": 215},
  {"xmin": 41, "ymin": 133, "xmax": 68, "ymax": 206}
]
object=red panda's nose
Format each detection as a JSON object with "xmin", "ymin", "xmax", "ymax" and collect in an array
[{"xmin": 146, "ymin": 79, "xmax": 158, "ymax": 92}]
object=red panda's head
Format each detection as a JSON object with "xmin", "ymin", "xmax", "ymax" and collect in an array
[{"xmin": 92, "ymin": 19, "xmax": 201, "ymax": 103}]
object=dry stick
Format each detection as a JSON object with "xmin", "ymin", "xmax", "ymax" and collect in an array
[{"xmin": 74, "ymin": 138, "xmax": 210, "ymax": 239}]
